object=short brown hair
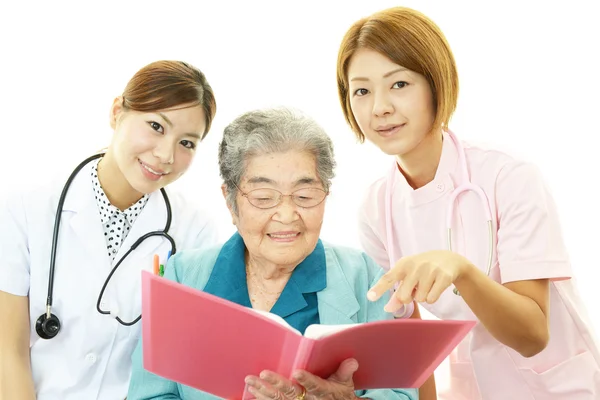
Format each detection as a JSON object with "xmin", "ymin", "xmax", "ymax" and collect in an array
[
  {"xmin": 122, "ymin": 60, "xmax": 217, "ymax": 139},
  {"xmin": 336, "ymin": 7, "xmax": 459, "ymax": 142}
]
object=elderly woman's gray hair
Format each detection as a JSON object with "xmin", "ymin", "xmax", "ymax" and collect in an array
[{"xmin": 218, "ymin": 107, "xmax": 336, "ymax": 212}]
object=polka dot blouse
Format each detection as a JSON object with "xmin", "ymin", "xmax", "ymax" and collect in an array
[{"xmin": 91, "ymin": 159, "xmax": 150, "ymax": 262}]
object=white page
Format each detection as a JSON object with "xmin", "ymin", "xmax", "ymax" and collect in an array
[{"xmin": 304, "ymin": 323, "xmax": 360, "ymax": 340}]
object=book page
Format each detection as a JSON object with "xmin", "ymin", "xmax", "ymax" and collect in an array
[
  {"xmin": 250, "ymin": 309, "xmax": 302, "ymax": 336},
  {"xmin": 304, "ymin": 323, "xmax": 359, "ymax": 340}
]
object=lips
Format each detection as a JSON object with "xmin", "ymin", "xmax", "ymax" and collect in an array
[
  {"xmin": 267, "ymin": 232, "xmax": 300, "ymax": 239},
  {"xmin": 139, "ymin": 159, "xmax": 168, "ymax": 176},
  {"xmin": 375, "ymin": 123, "xmax": 405, "ymax": 132},
  {"xmin": 374, "ymin": 123, "xmax": 405, "ymax": 138}
]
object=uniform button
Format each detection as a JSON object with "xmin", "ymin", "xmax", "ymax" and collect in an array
[
  {"xmin": 436, "ymin": 183, "xmax": 445, "ymax": 192},
  {"xmin": 85, "ymin": 353, "xmax": 97, "ymax": 364},
  {"xmin": 112, "ymin": 249, "xmax": 117, "ymax": 254}
]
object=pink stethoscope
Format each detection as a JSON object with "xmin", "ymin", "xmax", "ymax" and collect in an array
[{"xmin": 384, "ymin": 130, "xmax": 494, "ymax": 316}]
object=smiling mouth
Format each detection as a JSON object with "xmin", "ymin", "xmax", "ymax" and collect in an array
[
  {"xmin": 267, "ymin": 233, "xmax": 301, "ymax": 239},
  {"xmin": 139, "ymin": 159, "xmax": 169, "ymax": 176},
  {"xmin": 376, "ymin": 124, "xmax": 404, "ymax": 132},
  {"xmin": 375, "ymin": 124, "xmax": 405, "ymax": 137}
]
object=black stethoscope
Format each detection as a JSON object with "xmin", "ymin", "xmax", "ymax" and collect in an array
[{"xmin": 36, "ymin": 153, "xmax": 176, "ymax": 339}]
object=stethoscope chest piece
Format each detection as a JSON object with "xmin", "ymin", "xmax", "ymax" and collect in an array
[{"xmin": 36, "ymin": 311, "xmax": 61, "ymax": 339}]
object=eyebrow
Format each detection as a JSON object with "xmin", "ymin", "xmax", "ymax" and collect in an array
[
  {"xmin": 157, "ymin": 112, "xmax": 202, "ymax": 140},
  {"xmin": 246, "ymin": 176, "xmax": 319, "ymax": 186},
  {"xmin": 349, "ymin": 67, "xmax": 408, "ymax": 82},
  {"xmin": 158, "ymin": 112, "xmax": 173, "ymax": 127}
]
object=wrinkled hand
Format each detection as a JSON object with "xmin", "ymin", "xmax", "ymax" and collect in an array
[
  {"xmin": 368, "ymin": 250, "xmax": 473, "ymax": 312},
  {"xmin": 244, "ymin": 358, "xmax": 360, "ymax": 399}
]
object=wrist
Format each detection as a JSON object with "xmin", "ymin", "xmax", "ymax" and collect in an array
[{"xmin": 455, "ymin": 259, "xmax": 477, "ymax": 285}]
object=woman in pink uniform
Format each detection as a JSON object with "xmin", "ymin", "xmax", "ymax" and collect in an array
[{"xmin": 336, "ymin": 6, "xmax": 600, "ymax": 400}]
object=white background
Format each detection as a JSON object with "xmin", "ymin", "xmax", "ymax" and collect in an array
[{"xmin": 2, "ymin": 0, "xmax": 599, "ymax": 392}]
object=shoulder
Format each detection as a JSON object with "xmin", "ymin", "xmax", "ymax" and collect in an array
[
  {"xmin": 461, "ymin": 138, "xmax": 545, "ymax": 184},
  {"xmin": 358, "ymin": 166, "xmax": 390, "ymax": 228},
  {"xmin": 168, "ymin": 242, "xmax": 224, "ymax": 287},
  {"xmin": 321, "ymin": 241, "xmax": 383, "ymax": 284},
  {"xmin": 162, "ymin": 187, "xmax": 220, "ymax": 245},
  {"xmin": 1, "ymin": 177, "xmax": 63, "ymax": 217},
  {"xmin": 163, "ymin": 187, "xmax": 212, "ymax": 221},
  {"xmin": 362, "ymin": 171, "xmax": 389, "ymax": 208}
]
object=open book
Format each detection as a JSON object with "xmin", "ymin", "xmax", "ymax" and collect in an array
[{"xmin": 141, "ymin": 271, "xmax": 475, "ymax": 400}]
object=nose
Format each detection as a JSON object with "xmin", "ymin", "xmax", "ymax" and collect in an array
[
  {"xmin": 153, "ymin": 139, "xmax": 175, "ymax": 165},
  {"xmin": 372, "ymin": 90, "xmax": 394, "ymax": 117},
  {"xmin": 272, "ymin": 196, "xmax": 300, "ymax": 224}
]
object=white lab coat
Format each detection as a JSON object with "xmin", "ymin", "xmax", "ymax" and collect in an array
[{"xmin": 0, "ymin": 161, "xmax": 219, "ymax": 400}]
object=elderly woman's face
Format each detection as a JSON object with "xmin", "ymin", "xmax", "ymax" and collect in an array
[{"xmin": 231, "ymin": 150, "xmax": 326, "ymax": 267}]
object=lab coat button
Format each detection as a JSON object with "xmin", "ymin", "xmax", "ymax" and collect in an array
[
  {"xmin": 85, "ymin": 353, "xmax": 97, "ymax": 364},
  {"xmin": 436, "ymin": 183, "xmax": 445, "ymax": 192},
  {"xmin": 112, "ymin": 249, "xmax": 117, "ymax": 254}
]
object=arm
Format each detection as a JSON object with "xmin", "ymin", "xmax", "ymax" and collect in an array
[
  {"xmin": 0, "ymin": 194, "xmax": 35, "ymax": 400},
  {"xmin": 453, "ymin": 161, "xmax": 567, "ymax": 357},
  {"xmin": 374, "ymin": 162, "xmax": 566, "ymax": 358},
  {"xmin": 0, "ymin": 292, "xmax": 36, "ymax": 400},
  {"xmin": 454, "ymin": 266, "xmax": 549, "ymax": 357}
]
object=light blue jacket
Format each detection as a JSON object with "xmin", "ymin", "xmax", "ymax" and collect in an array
[{"xmin": 127, "ymin": 239, "xmax": 419, "ymax": 400}]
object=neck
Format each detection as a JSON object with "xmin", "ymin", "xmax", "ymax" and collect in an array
[
  {"xmin": 246, "ymin": 255, "xmax": 295, "ymax": 282},
  {"xmin": 97, "ymin": 152, "xmax": 144, "ymax": 211},
  {"xmin": 396, "ymin": 129, "xmax": 444, "ymax": 189}
]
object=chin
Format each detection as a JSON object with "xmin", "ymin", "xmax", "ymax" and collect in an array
[
  {"xmin": 376, "ymin": 142, "xmax": 416, "ymax": 157},
  {"xmin": 128, "ymin": 175, "xmax": 161, "ymax": 195},
  {"xmin": 267, "ymin": 250, "xmax": 306, "ymax": 267}
]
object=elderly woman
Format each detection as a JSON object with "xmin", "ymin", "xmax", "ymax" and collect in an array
[{"xmin": 127, "ymin": 107, "xmax": 418, "ymax": 400}]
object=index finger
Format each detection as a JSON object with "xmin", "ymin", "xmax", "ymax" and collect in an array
[{"xmin": 367, "ymin": 265, "xmax": 407, "ymax": 302}]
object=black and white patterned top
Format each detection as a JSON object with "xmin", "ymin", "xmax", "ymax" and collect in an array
[{"xmin": 91, "ymin": 159, "xmax": 150, "ymax": 262}]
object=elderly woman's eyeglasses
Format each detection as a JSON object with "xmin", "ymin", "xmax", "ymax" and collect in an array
[{"xmin": 234, "ymin": 184, "xmax": 328, "ymax": 209}]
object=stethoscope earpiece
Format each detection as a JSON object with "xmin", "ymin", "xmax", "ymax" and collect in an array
[{"xmin": 35, "ymin": 312, "xmax": 61, "ymax": 339}]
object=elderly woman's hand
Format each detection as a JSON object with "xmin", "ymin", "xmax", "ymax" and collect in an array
[{"xmin": 244, "ymin": 358, "xmax": 361, "ymax": 399}]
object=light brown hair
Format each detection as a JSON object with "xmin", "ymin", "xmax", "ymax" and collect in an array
[
  {"xmin": 122, "ymin": 60, "xmax": 217, "ymax": 139},
  {"xmin": 336, "ymin": 7, "xmax": 459, "ymax": 142}
]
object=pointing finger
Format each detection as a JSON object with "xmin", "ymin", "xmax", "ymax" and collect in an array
[{"xmin": 367, "ymin": 265, "xmax": 407, "ymax": 302}]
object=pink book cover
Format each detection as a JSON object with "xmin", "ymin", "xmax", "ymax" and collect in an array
[{"xmin": 141, "ymin": 271, "xmax": 475, "ymax": 399}]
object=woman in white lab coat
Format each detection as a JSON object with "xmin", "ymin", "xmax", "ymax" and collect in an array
[{"xmin": 0, "ymin": 60, "xmax": 219, "ymax": 400}]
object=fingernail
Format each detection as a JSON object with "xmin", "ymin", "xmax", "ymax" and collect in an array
[{"xmin": 367, "ymin": 290, "xmax": 377, "ymax": 301}]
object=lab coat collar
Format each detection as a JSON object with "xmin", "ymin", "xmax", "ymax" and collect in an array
[
  {"xmin": 62, "ymin": 160, "xmax": 168, "ymax": 267},
  {"xmin": 62, "ymin": 161, "xmax": 110, "ymax": 266},
  {"xmin": 392, "ymin": 130, "xmax": 459, "ymax": 207}
]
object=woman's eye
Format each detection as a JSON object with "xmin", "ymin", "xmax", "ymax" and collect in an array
[
  {"xmin": 148, "ymin": 121, "xmax": 164, "ymax": 133},
  {"xmin": 180, "ymin": 140, "xmax": 196, "ymax": 150},
  {"xmin": 392, "ymin": 81, "xmax": 408, "ymax": 89},
  {"xmin": 353, "ymin": 88, "xmax": 369, "ymax": 96}
]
